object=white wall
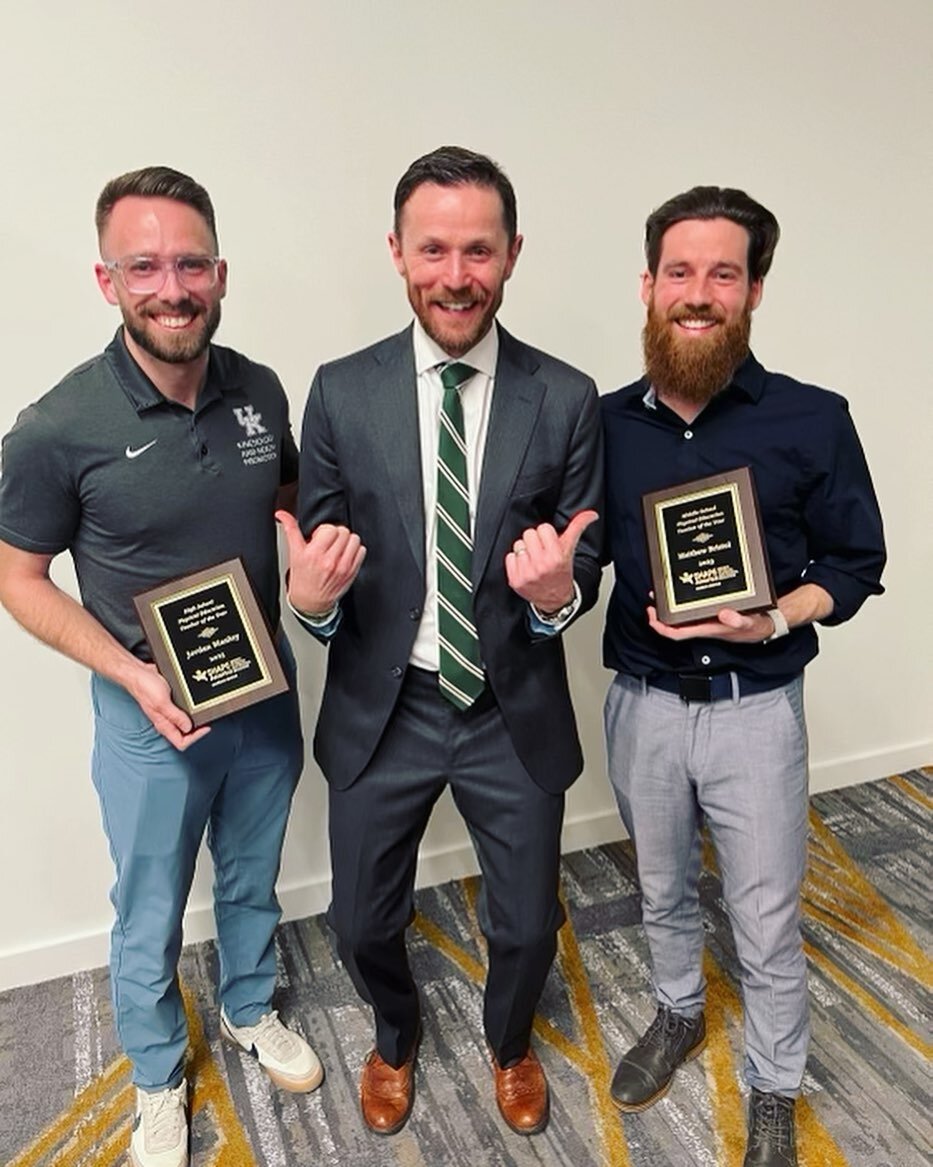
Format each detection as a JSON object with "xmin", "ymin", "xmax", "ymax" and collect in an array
[{"xmin": 1, "ymin": 1, "xmax": 930, "ymax": 991}]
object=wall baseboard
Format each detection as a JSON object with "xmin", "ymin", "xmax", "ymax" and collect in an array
[{"xmin": 2, "ymin": 742, "xmax": 928, "ymax": 993}]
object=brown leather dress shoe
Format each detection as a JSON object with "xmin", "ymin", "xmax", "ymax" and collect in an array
[
  {"xmin": 360, "ymin": 1047, "xmax": 416, "ymax": 1135},
  {"xmin": 494, "ymin": 1049, "xmax": 550, "ymax": 1135}
]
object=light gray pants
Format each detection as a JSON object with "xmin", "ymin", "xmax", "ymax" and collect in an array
[{"xmin": 604, "ymin": 672, "xmax": 809, "ymax": 1095}]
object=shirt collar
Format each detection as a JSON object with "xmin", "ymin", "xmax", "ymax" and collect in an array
[
  {"xmin": 104, "ymin": 329, "xmax": 164, "ymax": 412},
  {"xmin": 729, "ymin": 351, "xmax": 766, "ymax": 401},
  {"xmin": 634, "ymin": 350, "xmax": 766, "ymax": 414},
  {"xmin": 104, "ymin": 328, "xmax": 232, "ymax": 413},
  {"xmin": 412, "ymin": 317, "xmax": 499, "ymax": 380}
]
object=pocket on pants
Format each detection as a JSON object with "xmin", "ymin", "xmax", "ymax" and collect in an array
[
  {"xmin": 91, "ymin": 673, "xmax": 159, "ymax": 739},
  {"xmin": 779, "ymin": 675, "xmax": 808, "ymax": 744}
]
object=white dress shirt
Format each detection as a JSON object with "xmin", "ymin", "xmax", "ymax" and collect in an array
[
  {"xmin": 289, "ymin": 320, "xmax": 579, "ymax": 649},
  {"xmin": 410, "ymin": 320, "xmax": 498, "ymax": 670}
]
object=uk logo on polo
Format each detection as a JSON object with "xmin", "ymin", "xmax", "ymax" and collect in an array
[
  {"xmin": 234, "ymin": 403, "xmax": 277, "ymax": 467},
  {"xmin": 233, "ymin": 406, "xmax": 268, "ymax": 437}
]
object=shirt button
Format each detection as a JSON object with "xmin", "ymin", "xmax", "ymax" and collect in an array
[
  {"xmin": 200, "ymin": 444, "xmax": 208, "ymax": 456},
  {"xmin": 409, "ymin": 607, "xmax": 421, "ymax": 620},
  {"xmin": 701, "ymin": 654, "xmax": 711, "ymax": 665},
  {"xmin": 684, "ymin": 430, "xmax": 694, "ymax": 440},
  {"xmin": 390, "ymin": 666, "xmax": 403, "ymax": 678}
]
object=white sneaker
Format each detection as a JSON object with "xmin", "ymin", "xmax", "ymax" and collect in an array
[
  {"xmin": 129, "ymin": 1079, "xmax": 188, "ymax": 1167},
  {"xmin": 221, "ymin": 1008, "xmax": 324, "ymax": 1092}
]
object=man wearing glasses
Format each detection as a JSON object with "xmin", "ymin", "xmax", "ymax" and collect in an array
[{"xmin": 0, "ymin": 167, "xmax": 319, "ymax": 1167}]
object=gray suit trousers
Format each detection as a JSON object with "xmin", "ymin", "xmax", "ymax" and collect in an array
[
  {"xmin": 604, "ymin": 672, "xmax": 810, "ymax": 1095},
  {"xmin": 328, "ymin": 666, "xmax": 565, "ymax": 1067}
]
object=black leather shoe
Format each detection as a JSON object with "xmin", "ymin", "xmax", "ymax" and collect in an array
[
  {"xmin": 610, "ymin": 1006, "xmax": 707, "ymax": 1111},
  {"xmin": 743, "ymin": 1089, "xmax": 797, "ymax": 1166}
]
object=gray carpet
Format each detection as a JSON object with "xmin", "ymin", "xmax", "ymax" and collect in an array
[{"xmin": 2, "ymin": 769, "xmax": 931, "ymax": 1166}]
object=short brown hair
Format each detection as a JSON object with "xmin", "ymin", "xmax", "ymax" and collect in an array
[
  {"xmin": 393, "ymin": 146, "xmax": 518, "ymax": 244},
  {"xmin": 95, "ymin": 166, "xmax": 218, "ymax": 249},
  {"xmin": 645, "ymin": 186, "xmax": 779, "ymax": 282}
]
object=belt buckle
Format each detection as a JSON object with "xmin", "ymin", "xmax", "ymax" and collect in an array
[{"xmin": 678, "ymin": 674, "xmax": 713, "ymax": 703}]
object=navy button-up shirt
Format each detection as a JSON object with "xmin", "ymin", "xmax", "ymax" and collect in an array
[{"xmin": 601, "ymin": 352, "xmax": 885, "ymax": 681}]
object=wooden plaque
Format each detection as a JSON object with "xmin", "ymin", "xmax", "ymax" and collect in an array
[
  {"xmin": 134, "ymin": 558, "xmax": 288, "ymax": 726},
  {"xmin": 642, "ymin": 467, "xmax": 776, "ymax": 626}
]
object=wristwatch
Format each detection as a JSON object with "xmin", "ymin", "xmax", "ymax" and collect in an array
[
  {"xmin": 762, "ymin": 607, "xmax": 789, "ymax": 643},
  {"xmin": 535, "ymin": 600, "xmax": 575, "ymax": 625},
  {"xmin": 534, "ymin": 585, "xmax": 580, "ymax": 626}
]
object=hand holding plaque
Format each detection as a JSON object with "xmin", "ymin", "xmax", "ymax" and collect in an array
[
  {"xmin": 134, "ymin": 558, "xmax": 288, "ymax": 726},
  {"xmin": 642, "ymin": 467, "xmax": 775, "ymax": 627}
]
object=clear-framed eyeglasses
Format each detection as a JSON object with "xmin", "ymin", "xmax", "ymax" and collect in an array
[{"xmin": 103, "ymin": 254, "xmax": 223, "ymax": 295}]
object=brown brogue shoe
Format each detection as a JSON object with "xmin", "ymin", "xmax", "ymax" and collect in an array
[
  {"xmin": 494, "ymin": 1049, "xmax": 550, "ymax": 1135},
  {"xmin": 360, "ymin": 1047, "xmax": 416, "ymax": 1135}
]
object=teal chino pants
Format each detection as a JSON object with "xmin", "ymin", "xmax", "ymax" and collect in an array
[{"xmin": 90, "ymin": 638, "xmax": 303, "ymax": 1090}]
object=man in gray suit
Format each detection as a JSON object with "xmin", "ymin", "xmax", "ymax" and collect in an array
[{"xmin": 278, "ymin": 146, "xmax": 602, "ymax": 1137}]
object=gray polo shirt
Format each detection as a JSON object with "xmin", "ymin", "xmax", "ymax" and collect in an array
[{"xmin": 0, "ymin": 330, "xmax": 298, "ymax": 659}]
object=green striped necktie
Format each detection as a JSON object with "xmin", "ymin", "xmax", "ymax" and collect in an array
[{"xmin": 436, "ymin": 362, "xmax": 485, "ymax": 709}]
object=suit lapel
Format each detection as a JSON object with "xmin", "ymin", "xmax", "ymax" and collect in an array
[
  {"xmin": 369, "ymin": 328, "xmax": 425, "ymax": 574},
  {"xmin": 473, "ymin": 328, "xmax": 545, "ymax": 583}
]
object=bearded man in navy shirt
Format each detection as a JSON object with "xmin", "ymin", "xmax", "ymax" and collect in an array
[{"xmin": 601, "ymin": 186, "xmax": 885, "ymax": 1167}]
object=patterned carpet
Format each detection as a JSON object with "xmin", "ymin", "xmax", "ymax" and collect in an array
[{"xmin": 2, "ymin": 769, "xmax": 931, "ymax": 1166}]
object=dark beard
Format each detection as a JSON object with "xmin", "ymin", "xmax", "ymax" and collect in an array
[
  {"xmin": 643, "ymin": 302, "xmax": 752, "ymax": 408},
  {"xmin": 124, "ymin": 300, "xmax": 221, "ymax": 365}
]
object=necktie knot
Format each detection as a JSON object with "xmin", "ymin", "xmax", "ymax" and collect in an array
[{"xmin": 440, "ymin": 362, "xmax": 476, "ymax": 392}]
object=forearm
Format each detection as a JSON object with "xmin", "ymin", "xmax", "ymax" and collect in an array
[
  {"xmin": 774, "ymin": 582, "xmax": 834, "ymax": 631},
  {"xmin": 1, "ymin": 541, "xmax": 208, "ymax": 749},
  {"xmin": 724, "ymin": 582, "xmax": 835, "ymax": 642},
  {"xmin": 648, "ymin": 580, "xmax": 836, "ymax": 644},
  {"xmin": 0, "ymin": 570, "xmax": 145, "ymax": 694}
]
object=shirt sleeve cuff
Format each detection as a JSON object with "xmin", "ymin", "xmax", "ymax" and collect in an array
[
  {"xmin": 286, "ymin": 593, "xmax": 342, "ymax": 636},
  {"xmin": 529, "ymin": 581, "xmax": 582, "ymax": 635},
  {"xmin": 800, "ymin": 564, "xmax": 880, "ymax": 626}
]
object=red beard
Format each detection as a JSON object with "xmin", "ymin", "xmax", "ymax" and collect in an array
[{"xmin": 643, "ymin": 301, "xmax": 752, "ymax": 408}]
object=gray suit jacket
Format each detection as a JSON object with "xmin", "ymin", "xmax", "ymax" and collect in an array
[{"xmin": 297, "ymin": 324, "xmax": 603, "ymax": 793}]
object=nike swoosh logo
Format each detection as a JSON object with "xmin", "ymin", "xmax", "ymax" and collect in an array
[{"xmin": 125, "ymin": 440, "xmax": 158, "ymax": 459}]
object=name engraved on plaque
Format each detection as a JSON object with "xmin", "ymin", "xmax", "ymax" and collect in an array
[{"xmin": 134, "ymin": 559, "xmax": 288, "ymax": 725}]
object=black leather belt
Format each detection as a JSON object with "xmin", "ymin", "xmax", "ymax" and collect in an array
[{"xmin": 647, "ymin": 672, "xmax": 785, "ymax": 703}]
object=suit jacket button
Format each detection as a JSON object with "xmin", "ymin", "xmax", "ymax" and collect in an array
[
  {"xmin": 409, "ymin": 607, "xmax": 421, "ymax": 620},
  {"xmin": 391, "ymin": 666, "xmax": 403, "ymax": 678}
]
